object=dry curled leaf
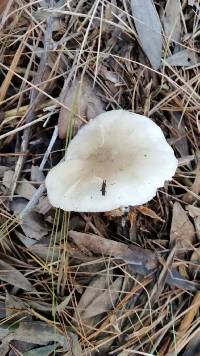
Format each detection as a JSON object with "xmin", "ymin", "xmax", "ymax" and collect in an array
[{"xmin": 58, "ymin": 75, "xmax": 105, "ymax": 139}]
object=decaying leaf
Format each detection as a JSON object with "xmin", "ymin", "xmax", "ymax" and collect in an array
[
  {"xmin": 23, "ymin": 344, "xmax": 59, "ymax": 356},
  {"xmin": 74, "ymin": 274, "xmax": 122, "ymax": 334},
  {"xmin": 69, "ymin": 231, "xmax": 158, "ymax": 275},
  {"xmin": 0, "ymin": 301, "xmax": 6, "ymax": 319},
  {"xmin": 99, "ymin": 65, "xmax": 121, "ymax": 84},
  {"xmin": 29, "ymin": 243, "xmax": 60, "ymax": 262},
  {"xmin": 178, "ymin": 291, "xmax": 200, "ymax": 334},
  {"xmin": 182, "ymin": 331, "xmax": 200, "ymax": 356},
  {"xmin": 166, "ymin": 268, "xmax": 198, "ymax": 292},
  {"xmin": 5, "ymin": 293, "xmax": 28, "ymax": 317},
  {"xmin": 131, "ymin": 0, "xmax": 162, "ymax": 69},
  {"xmin": 0, "ymin": 343, "xmax": 9, "ymax": 356},
  {"xmin": 75, "ymin": 275, "xmax": 109, "ymax": 319},
  {"xmin": 190, "ymin": 246, "xmax": 200, "ymax": 277},
  {"xmin": 34, "ymin": 0, "xmax": 65, "ymax": 33},
  {"xmin": 165, "ymin": 49, "xmax": 199, "ymax": 67},
  {"xmin": 11, "ymin": 198, "xmax": 48, "ymax": 241},
  {"xmin": 187, "ymin": 205, "xmax": 200, "ymax": 241},
  {"xmin": 0, "ymin": 260, "xmax": 33, "ymax": 291},
  {"xmin": 23, "ymin": 344, "xmax": 58, "ymax": 356},
  {"xmin": 183, "ymin": 162, "xmax": 200, "ymax": 204},
  {"xmin": 69, "ymin": 332, "xmax": 82, "ymax": 356},
  {"xmin": 3, "ymin": 170, "xmax": 36, "ymax": 200},
  {"xmin": 170, "ymin": 202, "xmax": 195, "ymax": 252},
  {"xmin": 55, "ymin": 292, "xmax": 73, "ymax": 314},
  {"xmin": 170, "ymin": 112, "xmax": 189, "ymax": 160},
  {"xmin": 22, "ymin": 299, "xmax": 52, "ymax": 313},
  {"xmin": 1, "ymin": 321, "xmax": 69, "ymax": 350},
  {"xmin": 81, "ymin": 277, "xmax": 123, "ymax": 319},
  {"xmin": 58, "ymin": 75, "xmax": 105, "ymax": 139},
  {"xmin": 35, "ymin": 196, "xmax": 52, "ymax": 215},
  {"xmin": 162, "ymin": 0, "xmax": 182, "ymax": 43},
  {"xmin": 0, "ymin": 166, "xmax": 9, "ymax": 178},
  {"xmin": 15, "ymin": 231, "xmax": 36, "ymax": 248}
]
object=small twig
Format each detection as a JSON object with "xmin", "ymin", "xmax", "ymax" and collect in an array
[
  {"xmin": 19, "ymin": 124, "xmax": 58, "ymax": 217},
  {"xmin": 19, "ymin": 183, "xmax": 46, "ymax": 218},
  {"xmin": 0, "ymin": 132, "xmax": 57, "ymax": 241},
  {"xmin": 9, "ymin": 0, "xmax": 54, "ymax": 200},
  {"xmin": 142, "ymin": 245, "xmax": 176, "ymax": 316},
  {"xmin": 40, "ymin": 126, "xmax": 58, "ymax": 170}
]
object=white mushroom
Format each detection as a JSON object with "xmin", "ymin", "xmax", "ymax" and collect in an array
[{"xmin": 46, "ymin": 110, "xmax": 178, "ymax": 212}]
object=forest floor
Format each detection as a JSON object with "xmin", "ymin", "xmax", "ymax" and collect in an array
[{"xmin": 0, "ymin": 1, "xmax": 200, "ymax": 355}]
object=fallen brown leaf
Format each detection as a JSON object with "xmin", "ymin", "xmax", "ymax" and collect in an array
[{"xmin": 69, "ymin": 230, "xmax": 158, "ymax": 275}]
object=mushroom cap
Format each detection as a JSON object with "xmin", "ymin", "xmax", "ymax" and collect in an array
[{"xmin": 46, "ymin": 110, "xmax": 178, "ymax": 212}]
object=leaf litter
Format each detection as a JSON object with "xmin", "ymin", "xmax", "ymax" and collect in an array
[{"xmin": 0, "ymin": 0, "xmax": 200, "ymax": 355}]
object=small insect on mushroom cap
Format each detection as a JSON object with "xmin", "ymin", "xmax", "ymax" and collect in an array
[
  {"xmin": 100, "ymin": 179, "xmax": 106, "ymax": 196},
  {"xmin": 45, "ymin": 110, "xmax": 178, "ymax": 212}
]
